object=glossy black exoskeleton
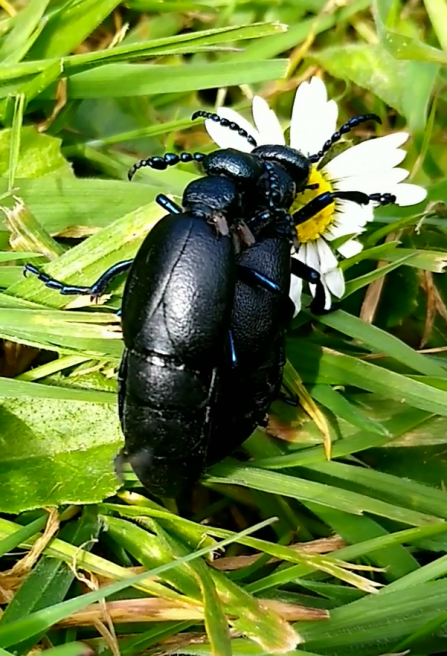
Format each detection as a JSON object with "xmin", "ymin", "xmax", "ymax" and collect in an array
[
  {"xmin": 25, "ymin": 111, "xmax": 398, "ymax": 496},
  {"xmin": 126, "ymin": 114, "xmax": 397, "ymax": 467},
  {"xmin": 117, "ymin": 207, "xmax": 239, "ymax": 496},
  {"xmin": 206, "ymin": 162, "xmax": 325, "ymax": 465},
  {"xmin": 23, "ymin": 156, "xmax": 313, "ymax": 498}
]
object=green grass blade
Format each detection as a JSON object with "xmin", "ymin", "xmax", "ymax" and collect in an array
[
  {"xmin": 0, "ymin": 517, "xmax": 276, "ymax": 649},
  {"xmin": 0, "ymin": 515, "xmax": 47, "ymax": 558},
  {"xmin": 288, "ymin": 341, "xmax": 447, "ymax": 417},
  {"xmin": 207, "ymin": 462, "xmax": 441, "ymax": 526},
  {"xmin": 7, "ymin": 94, "xmax": 25, "ymax": 190},
  {"xmin": 56, "ymin": 60, "xmax": 288, "ymax": 99},
  {"xmin": 313, "ymin": 308, "xmax": 446, "ymax": 377}
]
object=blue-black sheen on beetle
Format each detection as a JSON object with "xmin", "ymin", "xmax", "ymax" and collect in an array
[
  {"xmin": 206, "ymin": 234, "xmax": 293, "ymax": 467},
  {"xmin": 205, "ymin": 160, "xmax": 326, "ymax": 466}
]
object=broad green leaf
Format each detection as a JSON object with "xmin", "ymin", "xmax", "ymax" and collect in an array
[
  {"xmin": 0, "ymin": 376, "xmax": 116, "ymax": 402},
  {"xmin": 312, "ymin": 42, "xmax": 438, "ymax": 132},
  {"xmin": 383, "ymin": 29, "xmax": 447, "ymax": 63},
  {"xmin": 0, "ymin": 396, "xmax": 122, "ymax": 512},
  {"xmin": 0, "ymin": 127, "xmax": 72, "ymax": 179},
  {"xmin": 0, "ymin": 177, "xmax": 158, "ymax": 233}
]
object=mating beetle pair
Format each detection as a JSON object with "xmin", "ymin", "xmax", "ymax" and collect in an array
[{"xmin": 25, "ymin": 110, "xmax": 396, "ymax": 497}]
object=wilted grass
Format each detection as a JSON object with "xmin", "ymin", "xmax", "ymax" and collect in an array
[{"xmin": 0, "ymin": 1, "xmax": 447, "ymax": 655}]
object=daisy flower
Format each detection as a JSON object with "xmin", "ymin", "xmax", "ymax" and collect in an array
[{"xmin": 203, "ymin": 77, "xmax": 427, "ymax": 313}]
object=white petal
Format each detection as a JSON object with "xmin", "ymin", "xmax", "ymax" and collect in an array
[
  {"xmin": 309, "ymin": 279, "xmax": 332, "ymax": 310},
  {"xmin": 325, "ymin": 218, "xmax": 366, "ymax": 242},
  {"xmin": 303, "ymin": 241, "xmax": 320, "ymax": 272},
  {"xmin": 323, "ymin": 267, "xmax": 345, "ymax": 298},
  {"xmin": 324, "ymin": 220, "xmax": 356, "ymax": 240},
  {"xmin": 289, "ymin": 272, "xmax": 303, "ymax": 316},
  {"xmin": 393, "ymin": 183, "xmax": 427, "ymax": 206},
  {"xmin": 335, "ymin": 168, "xmax": 409, "ymax": 195},
  {"xmin": 333, "ymin": 199, "xmax": 375, "ymax": 234},
  {"xmin": 315, "ymin": 238, "xmax": 338, "ymax": 274},
  {"xmin": 205, "ymin": 107, "xmax": 258, "ymax": 152},
  {"xmin": 337, "ymin": 239, "xmax": 364, "ymax": 258},
  {"xmin": 325, "ymin": 133, "xmax": 409, "ymax": 180},
  {"xmin": 290, "ymin": 77, "xmax": 338, "ymax": 155},
  {"xmin": 251, "ymin": 96, "xmax": 285, "ymax": 146}
]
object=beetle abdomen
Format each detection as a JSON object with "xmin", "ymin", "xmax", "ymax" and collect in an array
[{"xmin": 120, "ymin": 348, "xmax": 220, "ymax": 497}]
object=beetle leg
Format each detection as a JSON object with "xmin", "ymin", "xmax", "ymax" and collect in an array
[
  {"xmin": 237, "ymin": 264, "xmax": 282, "ymax": 295},
  {"xmin": 228, "ymin": 329, "xmax": 238, "ymax": 368},
  {"xmin": 23, "ymin": 259, "xmax": 133, "ymax": 298},
  {"xmin": 368, "ymin": 192, "xmax": 397, "ymax": 206},
  {"xmin": 292, "ymin": 191, "xmax": 369, "ymax": 227},
  {"xmin": 156, "ymin": 194, "xmax": 182, "ymax": 214},
  {"xmin": 290, "ymin": 258, "xmax": 327, "ymax": 314},
  {"xmin": 292, "ymin": 190, "xmax": 397, "ymax": 228}
]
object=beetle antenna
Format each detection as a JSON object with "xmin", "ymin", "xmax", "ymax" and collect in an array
[
  {"xmin": 128, "ymin": 151, "xmax": 205, "ymax": 181},
  {"xmin": 191, "ymin": 110, "xmax": 258, "ymax": 148},
  {"xmin": 308, "ymin": 114, "xmax": 381, "ymax": 163}
]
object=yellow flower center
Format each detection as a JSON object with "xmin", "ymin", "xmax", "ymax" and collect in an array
[{"xmin": 290, "ymin": 166, "xmax": 335, "ymax": 243}]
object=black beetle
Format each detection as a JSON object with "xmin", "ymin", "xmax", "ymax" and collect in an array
[
  {"xmin": 25, "ymin": 115, "xmax": 397, "ymax": 496},
  {"xmin": 125, "ymin": 118, "xmax": 398, "ymax": 469},
  {"xmin": 24, "ymin": 151, "xmax": 318, "ymax": 497},
  {"xmin": 205, "ymin": 160, "xmax": 326, "ymax": 466}
]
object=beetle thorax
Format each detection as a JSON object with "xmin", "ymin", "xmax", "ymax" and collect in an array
[{"xmin": 252, "ymin": 144, "xmax": 311, "ymax": 191}]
